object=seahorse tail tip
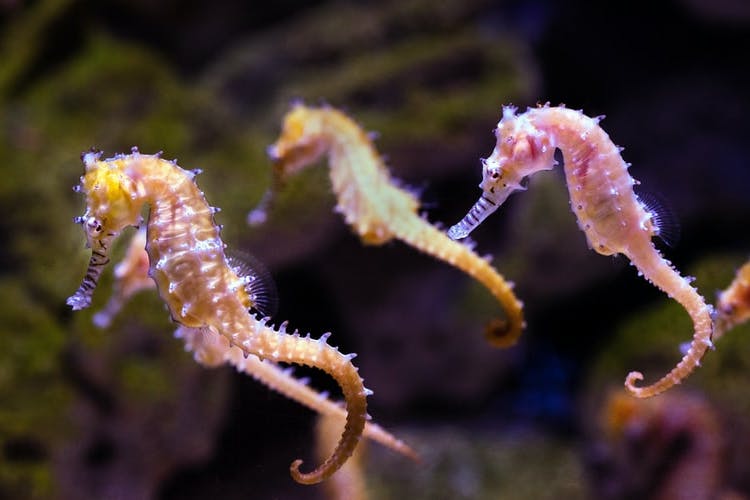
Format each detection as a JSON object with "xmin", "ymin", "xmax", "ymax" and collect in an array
[
  {"xmin": 289, "ymin": 459, "xmax": 326, "ymax": 485},
  {"xmin": 484, "ymin": 317, "xmax": 523, "ymax": 348},
  {"xmin": 624, "ymin": 371, "xmax": 644, "ymax": 393},
  {"xmin": 624, "ymin": 371, "xmax": 666, "ymax": 398}
]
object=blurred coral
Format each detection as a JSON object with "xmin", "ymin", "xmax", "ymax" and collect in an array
[{"xmin": 585, "ymin": 389, "xmax": 734, "ymax": 500}]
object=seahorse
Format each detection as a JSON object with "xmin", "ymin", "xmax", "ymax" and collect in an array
[
  {"xmin": 91, "ymin": 228, "xmax": 416, "ymax": 460},
  {"xmin": 447, "ymin": 104, "xmax": 714, "ymax": 398},
  {"xmin": 714, "ymin": 259, "xmax": 750, "ymax": 340},
  {"xmin": 248, "ymin": 103, "xmax": 525, "ymax": 347},
  {"xmin": 67, "ymin": 149, "xmax": 369, "ymax": 484}
]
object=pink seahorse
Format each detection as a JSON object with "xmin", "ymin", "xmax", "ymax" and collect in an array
[{"xmin": 448, "ymin": 105, "xmax": 714, "ymax": 398}]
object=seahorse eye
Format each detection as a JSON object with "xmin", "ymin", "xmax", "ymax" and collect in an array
[
  {"xmin": 485, "ymin": 163, "xmax": 502, "ymax": 180},
  {"xmin": 86, "ymin": 217, "xmax": 103, "ymax": 233}
]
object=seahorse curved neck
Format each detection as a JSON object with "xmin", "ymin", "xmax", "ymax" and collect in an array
[
  {"xmin": 526, "ymin": 107, "xmax": 647, "ymax": 257},
  {"xmin": 318, "ymin": 109, "xmax": 420, "ymax": 244}
]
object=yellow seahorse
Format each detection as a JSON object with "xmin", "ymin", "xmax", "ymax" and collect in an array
[
  {"xmin": 248, "ymin": 103, "xmax": 525, "ymax": 347},
  {"xmin": 92, "ymin": 227, "xmax": 417, "ymax": 461},
  {"xmin": 67, "ymin": 149, "xmax": 369, "ymax": 484},
  {"xmin": 448, "ymin": 104, "xmax": 714, "ymax": 398}
]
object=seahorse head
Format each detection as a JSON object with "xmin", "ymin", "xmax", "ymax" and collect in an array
[
  {"xmin": 67, "ymin": 150, "xmax": 144, "ymax": 310},
  {"xmin": 78, "ymin": 150, "xmax": 144, "ymax": 243},
  {"xmin": 481, "ymin": 106, "xmax": 556, "ymax": 203},
  {"xmin": 266, "ymin": 103, "xmax": 328, "ymax": 178},
  {"xmin": 448, "ymin": 106, "xmax": 555, "ymax": 240}
]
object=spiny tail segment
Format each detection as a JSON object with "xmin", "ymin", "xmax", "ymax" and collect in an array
[
  {"xmin": 714, "ymin": 259, "xmax": 750, "ymax": 340},
  {"xmin": 623, "ymin": 243, "xmax": 714, "ymax": 398},
  {"xmin": 394, "ymin": 218, "xmax": 524, "ymax": 347},
  {"xmin": 316, "ymin": 413, "xmax": 368, "ymax": 500},
  {"xmin": 91, "ymin": 229, "xmax": 415, "ymax": 460},
  {"xmin": 232, "ymin": 317, "xmax": 369, "ymax": 484},
  {"xmin": 177, "ymin": 325, "xmax": 418, "ymax": 461}
]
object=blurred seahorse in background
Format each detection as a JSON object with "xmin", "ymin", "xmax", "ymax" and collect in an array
[
  {"xmin": 91, "ymin": 227, "xmax": 153, "ymax": 329},
  {"xmin": 92, "ymin": 228, "xmax": 417, "ymax": 461},
  {"xmin": 448, "ymin": 104, "xmax": 714, "ymax": 398},
  {"xmin": 592, "ymin": 389, "xmax": 727, "ymax": 500},
  {"xmin": 67, "ymin": 149, "xmax": 370, "ymax": 484},
  {"xmin": 248, "ymin": 103, "xmax": 525, "ymax": 347},
  {"xmin": 714, "ymin": 259, "xmax": 750, "ymax": 340}
]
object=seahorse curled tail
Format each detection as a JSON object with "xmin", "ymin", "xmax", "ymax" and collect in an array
[{"xmin": 231, "ymin": 317, "xmax": 370, "ymax": 483}]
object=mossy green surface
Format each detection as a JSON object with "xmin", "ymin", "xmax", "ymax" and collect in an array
[{"xmin": 0, "ymin": 280, "xmax": 69, "ymax": 499}]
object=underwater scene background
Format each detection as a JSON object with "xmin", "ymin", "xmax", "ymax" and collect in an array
[{"xmin": 1, "ymin": 0, "xmax": 750, "ymax": 498}]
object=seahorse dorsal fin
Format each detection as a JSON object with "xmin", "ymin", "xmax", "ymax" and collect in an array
[
  {"xmin": 637, "ymin": 189, "xmax": 681, "ymax": 248},
  {"xmin": 226, "ymin": 249, "xmax": 279, "ymax": 318}
]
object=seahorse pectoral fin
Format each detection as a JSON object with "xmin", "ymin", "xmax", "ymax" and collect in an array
[{"xmin": 447, "ymin": 194, "xmax": 500, "ymax": 240}]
